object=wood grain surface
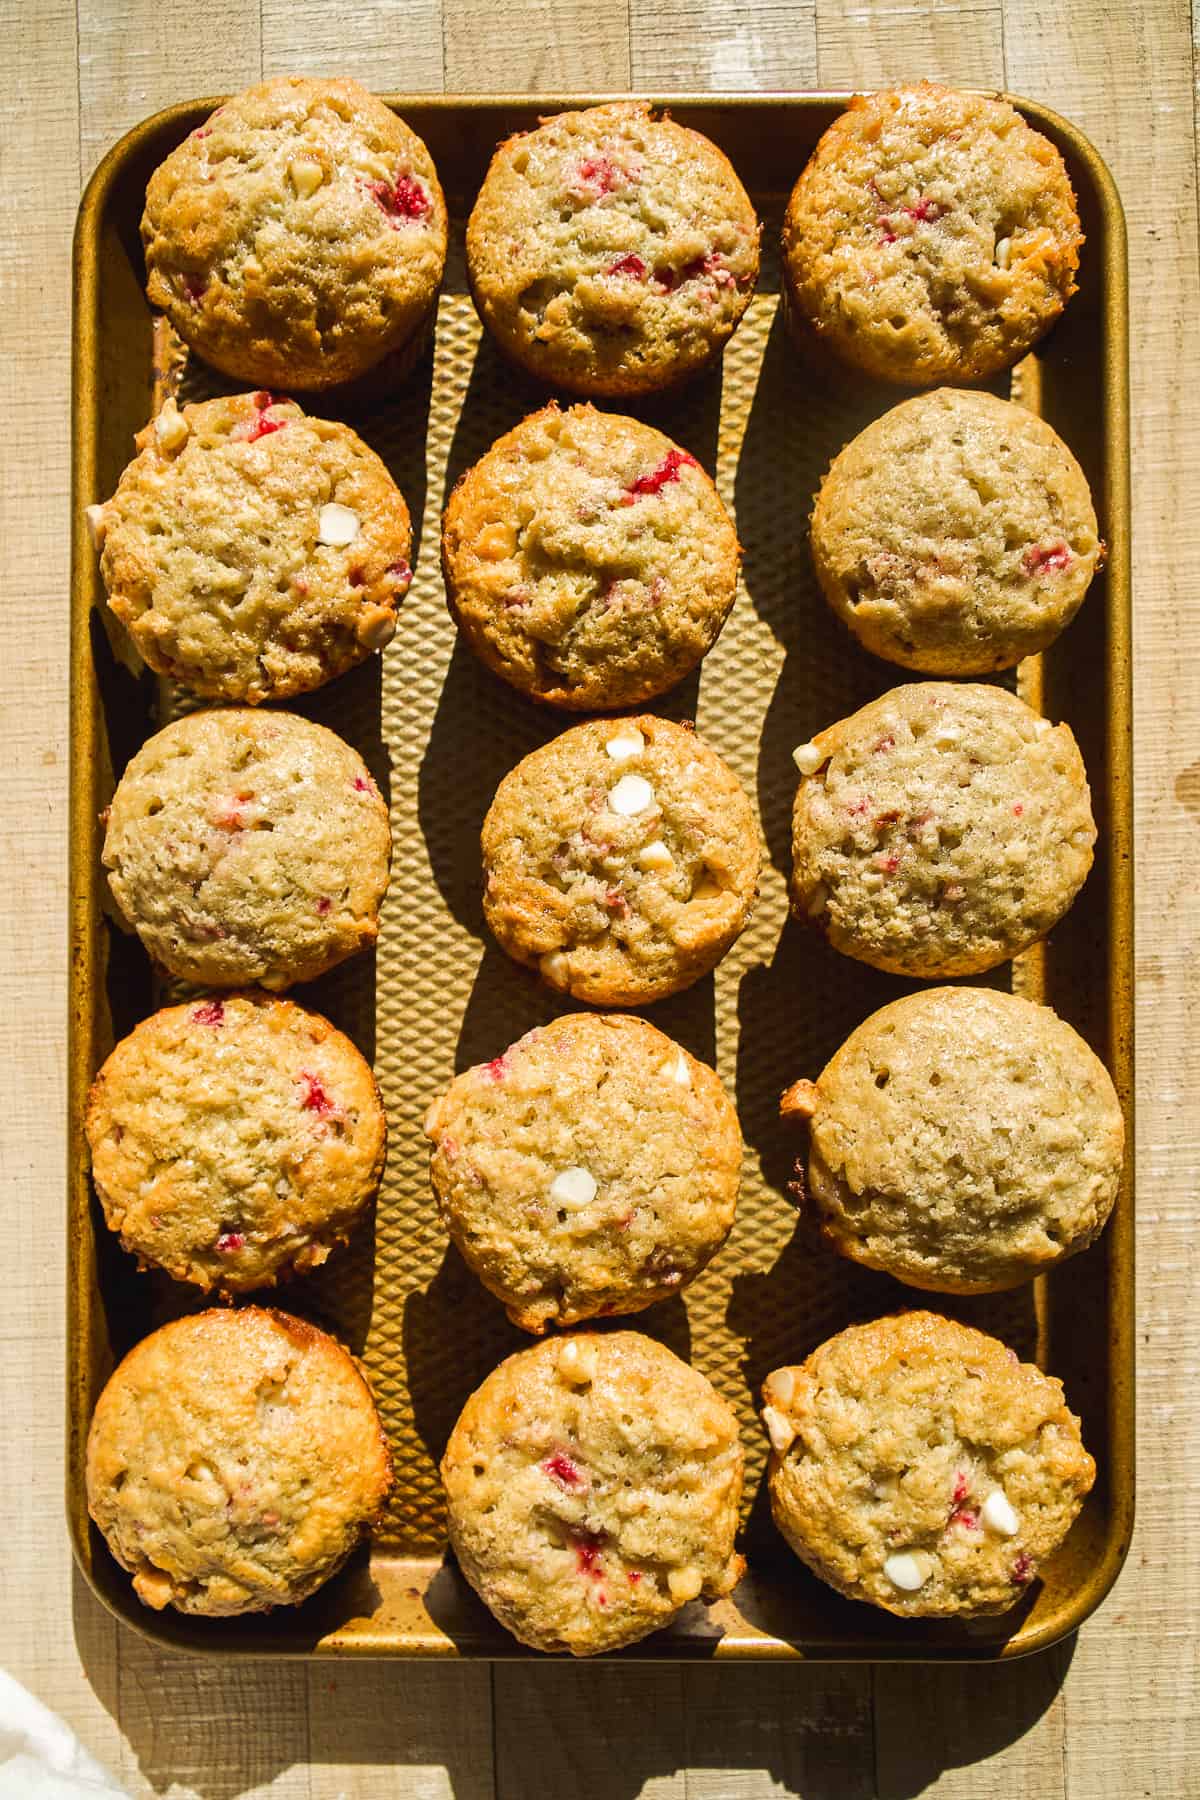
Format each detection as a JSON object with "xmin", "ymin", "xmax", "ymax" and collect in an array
[{"xmin": 3, "ymin": 0, "xmax": 1196, "ymax": 1794}]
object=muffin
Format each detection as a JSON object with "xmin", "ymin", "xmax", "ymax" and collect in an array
[
  {"xmin": 441, "ymin": 403, "xmax": 740, "ymax": 711},
  {"xmin": 141, "ymin": 76, "xmax": 448, "ymax": 389},
  {"xmin": 466, "ymin": 102, "xmax": 759, "ymax": 396},
  {"xmin": 761, "ymin": 1312, "xmax": 1095, "ymax": 1617},
  {"xmin": 86, "ymin": 993, "xmax": 387, "ymax": 1294},
  {"xmin": 102, "ymin": 709, "xmax": 391, "ymax": 989},
  {"xmin": 425, "ymin": 1014, "xmax": 741, "ymax": 1331},
  {"xmin": 442, "ymin": 1331, "xmax": 744, "ymax": 1654},
  {"xmin": 789, "ymin": 682, "xmax": 1095, "ymax": 976},
  {"xmin": 86, "ymin": 1307, "xmax": 392, "ymax": 1616},
  {"xmin": 810, "ymin": 389, "xmax": 1104, "ymax": 673},
  {"xmin": 89, "ymin": 391, "xmax": 412, "ymax": 703},
  {"xmin": 781, "ymin": 986, "xmax": 1124, "ymax": 1292},
  {"xmin": 783, "ymin": 84, "xmax": 1082, "ymax": 385},
  {"xmin": 482, "ymin": 715, "xmax": 761, "ymax": 1005}
]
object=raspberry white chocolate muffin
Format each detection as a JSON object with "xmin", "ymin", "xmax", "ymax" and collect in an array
[
  {"xmin": 441, "ymin": 403, "xmax": 740, "ymax": 711},
  {"xmin": 790, "ymin": 682, "xmax": 1095, "ymax": 977},
  {"xmin": 91, "ymin": 392, "xmax": 412, "ymax": 703},
  {"xmin": 86, "ymin": 993, "xmax": 387, "ymax": 1295},
  {"xmin": 761, "ymin": 1312, "xmax": 1095, "ymax": 1617},
  {"xmin": 425, "ymin": 1014, "xmax": 741, "ymax": 1331},
  {"xmin": 783, "ymin": 84, "xmax": 1082, "ymax": 385},
  {"xmin": 102, "ymin": 710, "xmax": 391, "ymax": 990},
  {"xmin": 442, "ymin": 1331, "xmax": 745, "ymax": 1654},
  {"xmin": 810, "ymin": 389, "xmax": 1104, "ymax": 674},
  {"xmin": 142, "ymin": 77, "xmax": 447, "ymax": 390},
  {"xmin": 482, "ymin": 716, "xmax": 761, "ymax": 1006},
  {"xmin": 466, "ymin": 102, "xmax": 759, "ymax": 396},
  {"xmin": 781, "ymin": 986, "xmax": 1124, "ymax": 1293},
  {"xmin": 86, "ymin": 1307, "xmax": 392, "ymax": 1616}
]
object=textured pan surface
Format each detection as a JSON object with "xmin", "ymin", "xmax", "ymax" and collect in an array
[{"xmin": 69, "ymin": 93, "xmax": 1133, "ymax": 1659}]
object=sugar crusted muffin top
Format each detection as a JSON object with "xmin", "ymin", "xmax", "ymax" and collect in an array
[
  {"xmin": 442, "ymin": 1330, "xmax": 745, "ymax": 1654},
  {"xmin": 142, "ymin": 76, "xmax": 447, "ymax": 389},
  {"xmin": 467, "ymin": 102, "xmax": 760, "ymax": 396},
  {"xmin": 87, "ymin": 1307, "xmax": 392, "ymax": 1616},
  {"xmin": 810, "ymin": 388, "xmax": 1103, "ymax": 673},
  {"xmin": 425, "ymin": 1013, "xmax": 741, "ymax": 1331},
  {"xmin": 441, "ymin": 403, "xmax": 740, "ymax": 711},
  {"xmin": 86, "ymin": 993, "xmax": 387, "ymax": 1295},
  {"xmin": 790, "ymin": 682, "xmax": 1095, "ymax": 977},
  {"xmin": 482, "ymin": 715, "xmax": 761, "ymax": 1006},
  {"xmin": 102, "ymin": 709, "xmax": 391, "ymax": 990},
  {"xmin": 762, "ymin": 1312, "xmax": 1095, "ymax": 1617},
  {"xmin": 782, "ymin": 986, "xmax": 1124, "ymax": 1293},
  {"xmin": 783, "ymin": 84, "xmax": 1082, "ymax": 385},
  {"xmin": 92, "ymin": 391, "xmax": 412, "ymax": 703}
]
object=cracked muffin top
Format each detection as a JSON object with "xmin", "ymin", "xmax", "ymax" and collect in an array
[
  {"xmin": 789, "ymin": 682, "xmax": 1095, "ymax": 977},
  {"xmin": 86, "ymin": 1307, "xmax": 392, "ymax": 1616},
  {"xmin": 482, "ymin": 715, "xmax": 761, "ymax": 1006},
  {"xmin": 142, "ymin": 76, "xmax": 447, "ymax": 389},
  {"xmin": 441, "ymin": 403, "xmax": 740, "ymax": 711},
  {"xmin": 442, "ymin": 1330, "xmax": 744, "ymax": 1654},
  {"xmin": 466, "ymin": 102, "xmax": 760, "ymax": 396},
  {"xmin": 86, "ymin": 992, "xmax": 387, "ymax": 1295},
  {"xmin": 91, "ymin": 391, "xmax": 412, "ymax": 703},
  {"xmin": 810, "ymin": 388, "xmax": 1103, "ymax": 674},
  {"xmin": 781, "ymin": 985, "xmax": 1124, "ymax": 1293},
  {"xmin": 761, "ymin": 1312, "xmax": 1095, "ymax": 1617},
  {"xmin": 783, "ymin": 84, "xmax": 1082, "ymax": 385},
  {"xmin": 425, "ymin": 1013, "xmax": 741, "ymax": 1331},
  {"xmin": 102, "ymin": 709, "xmax": 391, "ymax": 990}
]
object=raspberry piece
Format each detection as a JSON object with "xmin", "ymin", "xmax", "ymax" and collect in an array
[
  {"xmin": 1013, "ymin": 802, "xmax": 1025, "ymax": 817},
  {"xmin": 191, "ymin": 1000, "xmax": 225, "ymax": 1027},
  {"xmin": 573, "ymin": 1528, "xmax": 607, "ymax": 1575},
  {"xmin": 232, "ymin": 396, "xmax": 288, "ymax": 445},
  {"xmin": 542, "ymin": 1451, "xmax": 583, "ymax": 1489},
  {"xmin": 905, "ymin": 196, "xmax": 943, "ymax": 223},
  {"xmin": 316, "ymin": 896, "xmax": 332, "ymax": 915},
  {"xmin": 681, "ymin": 251, "xmax": 735, "ymax": 288},
  {"xmin": 953, "ymin": 1472, "xmax": 970, "ymax": 1506},
  {"xmin": 483, "ymin": 1054, "xmax": 508, "ymax": 1082},
  {"xmin": 574, "ymin": 156, "xmax": 625, "ymax": 196},
  {"xmin": 604, "ymin": 887, "xmax": 629, "ymax": 915},
  {"xmin": 1023, "ymin": 543, "xmax": 1072, "ymax": 575},
  {"xmin": 622, "ymin": 449, "xmax": 697, "ymax": 503},
  {"xmin": 367, "ymin": 174, "xmax": 430, "ymax": 223},
  {"xmin": 1011, "ymin": 1552, "xmax": 1035, "ymax": 1585},
  {"xmin": 215, "ymin": 1230, "xmax": 245, "ymax": 1253},
  {"xmin": 606, "ymin": 253, "xmax": 647, "ymax": 279},
  {"xmin": 875, "ymin": 852, "xmax": 901, "ymax": 874},
  {"xmin": 628, "ymin": 1570, "xmax": 642, "ymax": 1585},
  {"xmin": 298, "ymin": 1072, "xmax": 335, "ymax": 1117},
  {"xmin": 353, "ymin": 774, "xmax": 375, "ymax": 795},
  {"xmin": 181, "ymin": 272, "xmax": 208, "ymax": 304},
  {"xmin": 873, "ymin": 734, "xmax": 896, "ymax": 754},
  {"xmin": 388, "ymin": 560, "xmax": 412, "ymax": 585}
]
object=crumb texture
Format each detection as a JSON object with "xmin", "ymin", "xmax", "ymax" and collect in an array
[{"xmin": 442, "ymin": 1330, "xmax": 744, "ymax": 1653}]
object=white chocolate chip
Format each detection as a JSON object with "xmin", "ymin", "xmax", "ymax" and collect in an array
[
  {"xmin": 557, "ymin": 1336, "xmax": 597, "ymax": 1385},
  {"xmin": 605, "ymin": 728, "xmax": 645, "ymax": 761},
  {"xmin": 931, "ymin": 722, "xmax": 961, "ymax": 749},
  {"xmin": 792, "ymin": 741, "xmax": 824, "ymax": 776},
  {"xmin": 764, "ymin": 1367, "xmax": 795, "ymax": 1408},
  {"xmin": 317, "ymin": 502, "xmax": 361, "ymax": 547},
  {"xmin": 981, "ymin": 1489, "xmax": 1021, "ymax": 1537},
  {"xmin": 637, "ymin": 838, "xmax": 673, "ymax": 872},
  {"xmin": 85, "ymin": 504, "xmax": 107, "ymax": 549},
  {"xmin": 154, "ymin": 399, "xmax": 189, "ymax": 454},
  {"xmin": 356, "ymin": 605, "xmax": 396, "ymax": 651},
  {"xmin": 805, "ymin": 882, "xmax": 829, "ymax": 918},
  {"xmin": 995, "ymin": 236, "xmax": 1012, "ymax": 269},
  {"xmin": 549, "ymin": 1166, "xmax": 597, "ymax": 1210},
  {"xmin": 663, "ymin": 1051, "xmax": 691, "ymax": 1088},
  {"xmin": 762, "ymin": 1405, "xmax": 796, "ymax": 1455},
  {"xmin": 884, "ymin": 1552, "xmax": 932, "ymax": 1592},
  {"xmin": 289, "ymin": 157, "xmax": 324, "ymax": 197},
  {"xmin": 667, "ymin": 1565, "xmax": 703, "ymax": 1604},
  {"xmin": 608, "ymin": 774, "xmax": 654, "ymax": 816},
  {"xmin": 539, "ymin": 950, "xmax": 570, "ymax": 990}
]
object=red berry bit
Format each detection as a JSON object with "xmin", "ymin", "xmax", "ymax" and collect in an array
[
  {"xmin": 483, "ymin": 1053, "xmax": 509, "ymax": 1083},
  {"xmin": 215, "ymin": 1230, "xmax": 245, "ymax": 1253},
  {"xmin": 1011, "ymin": 1552, "xmax": 1036, "ymax": 1586},
  {"xmin": 388, "ymin": 560, "xmax": 412, "ymax": 587},
  {"xmin": 905, "ymin": 196, "xmax": 943, "ymax": 223},
  {"xmin": 606, "ymin": 253, "xmax": 647, "ymax": 279},
  {"xmin": 873, "ymin": 734, "xmax": 896, "ymax": 755},
  {"xmin": 1023, "ymin": 543, "xmax": 1072, "ymax": 576},
  {"xmin": 627, "ymin": 1570, "xmax": 642, "ymax": 1585},
  {"xmin": 232, "ymin": 393, "xmax": 288, "ymax": 444},
  {"xmin": 192, "ymin": 999, "xmax": 225, "ymax": 1027},
  {"xmin": 1013, "ymin": 802, "xmax": 1025, "ymax": 817},
  {"xmin": 181, "ymin": 272, "xmax": 208, "ymax": 304},
  {"xmin": 353, "ymin": 774, "xmax": 376, "ymax": 795},
  {"xmin": 542, "ymin": 1451, "xmax": 584, "ymax": 1490},
  {"xmin": 298, "ymin": 1072, "xmax": 336, "ymax": 1117},
  {"xmin": 874, "ymin": 852, "xmax": 901, "ymax": 875},
  {"xmin": 572, "ymin": 1528, "xmax": 607, "ymax": 1576},
  {"xmin": 952, "ymin": 1472, "xmax": 970, "ymax": 1506},
  {"xmin": 316, "ymin": 896, "xmax": 332, "ymax": 915},
  {"xmin": 604, "ymin": 887, "xmax": 629, "ymax": 916},
  {"xmin": 622, "ymin": 449, "xmax": 697, "ymax": 504},
  {"xmin": 572, "ymin": 155, "xmax": 629, "ymax": 198},
  {"xmin": 367, "ymin": 174, "xmax": 431, "ymax": 224}
]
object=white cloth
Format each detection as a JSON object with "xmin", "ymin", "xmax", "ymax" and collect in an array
[{"xmin": 0, "ymin": 1671, "xmax": 129, "ymax": 1797}]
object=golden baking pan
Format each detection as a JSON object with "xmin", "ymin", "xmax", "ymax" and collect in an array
[{"xmin": 69, "ymin": 93, "xmax": 1132, "ymax": 1658}]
